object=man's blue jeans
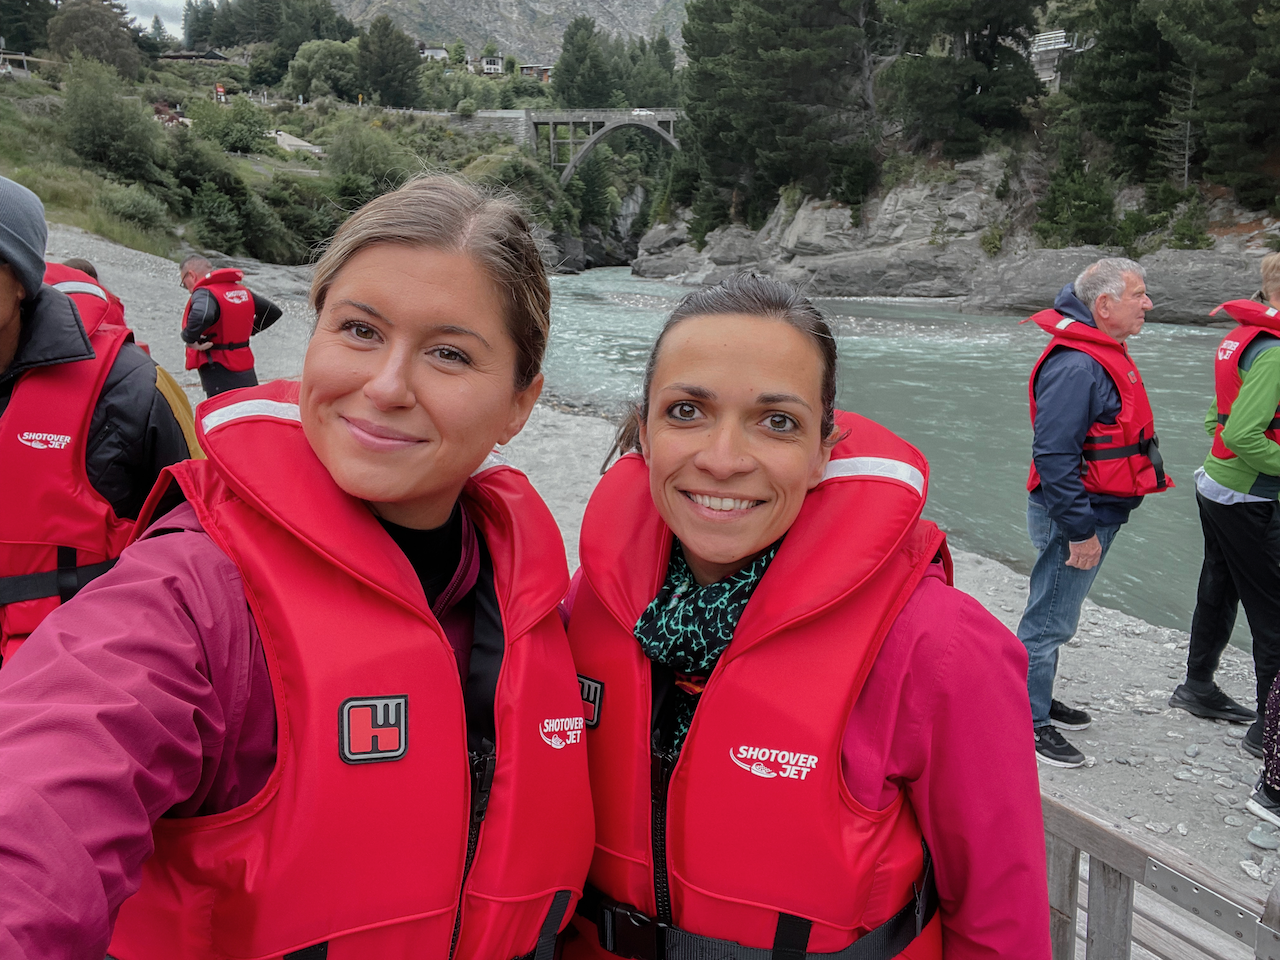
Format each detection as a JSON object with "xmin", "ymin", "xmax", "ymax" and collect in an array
[{"xmin": 1017, "ymin": 498, "xmax": 1121, "ymax": 727}]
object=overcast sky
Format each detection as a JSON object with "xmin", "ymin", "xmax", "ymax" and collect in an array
[{"xmin": 125, "ymin": 0, "xmax": 184, "ymax": 37}]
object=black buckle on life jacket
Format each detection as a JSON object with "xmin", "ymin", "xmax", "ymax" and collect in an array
[{"xmin": 596, "ymin": 896, "xmax": 667, "ymax": 960}]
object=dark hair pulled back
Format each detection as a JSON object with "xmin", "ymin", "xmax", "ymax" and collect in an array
[{"xmin": 608, "ymin": 273, "xmax": 838, "ymax": 471}]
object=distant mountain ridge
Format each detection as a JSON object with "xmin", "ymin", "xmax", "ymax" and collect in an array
[{"xmin": 331, "ymin": 0, "xmax": 685, "ymax": 65}]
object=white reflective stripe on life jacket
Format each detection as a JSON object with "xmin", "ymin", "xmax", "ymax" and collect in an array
[
  {"xmin": 1055, "ymin": 317, "xmax": 1075, "ymax": 330},
  {"xmin": 821, "ymin": 456, "xmax": 925, "ymax": 496},
  {"xmin": 202, "ymin": 399, "xmax": 302, "ymax": 434},
  {"xmin": 52, "ymin": 281, "xmax": 109, "ymax": 300}
]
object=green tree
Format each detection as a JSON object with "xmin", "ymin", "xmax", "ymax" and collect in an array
[
  {"xmin": 192, "ymin": 181, "xmax": 244, "ymax": 252},
  {"xmin": 286, "ymin": 37, "xmax": 357, "ymax": 100},
  {"xmin": 552, "ymin": 16, "xmax": 611, "ymax": 107},
  {"xmin": 63, "ymin": 55, "xmax": 163, "ymax": 179},
  {"xmin": 1065, "ymin": 0, "xmax": 1182, "ymax": 179},
  {"xmin": 47, "ymin": 0, "xmax": 141, "ymax": 77},
  {"xmin": 1147, "ymin": 0, "xmax": 1280, "ymax": 209},
  {"xmin": 883, "ymin": 0, "xmax": 1043, "ymax": 157},
  {"xmin": 182, "ymin": 0, "xmax": 214, "ymax": 48},
  {"xmin": 357, "ymin": 14, "xmax": 420, "ymax": 108},
  {"xmin": 327, "ymin": 117, "xmax": 404, "ymax": 184},
  {"xmin": 481, "ymin": 39, "xmax": 496, "ymax": 56},
  {"xmin": 249, "ymin": 42, "xmax": 291, "ymax": 85},
  {"xmin": 255, "ymin": 0, "xmax": 280, "ymax": 40},
  {"xmin": 448, "ymin": 39, "xmax": 465, "ymax": 63},
  {"xmin": 187, "ymin": 94, "xmax": 269, "ymax": 152},
  {"xmin": 1034, "ymin": 156, "xmax": 1116, "ymax": 247},
  {"xmin": 208, "ymin": 0, "xmax": 236, "ymax": 46},
  {"xmin": 0, "ymin": 0, "xmax": 56, "ymax": 52},
  {"xmin": 570, "ymin": 148, "xmax": 615, "ymax": 229}
]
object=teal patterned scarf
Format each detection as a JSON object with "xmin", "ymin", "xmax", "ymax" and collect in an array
[{"xmin": 634, "ymin": 539, "xmax": 780, "ymax": 755}]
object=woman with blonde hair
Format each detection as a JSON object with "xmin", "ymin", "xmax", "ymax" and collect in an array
[
  {"xmin": 0, "ymin": 175, "xmax": 592, "ymax": 959},
  {"xmin": 564, "ymin": 274, "xmax": 1049, "ymax": 959}
]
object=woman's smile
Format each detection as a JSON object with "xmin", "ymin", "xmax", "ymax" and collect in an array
[{"xmin": 340, "ymin": 415, "xmax": 428, "ymax": 452}]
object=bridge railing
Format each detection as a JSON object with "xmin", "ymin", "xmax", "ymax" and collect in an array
[{"xmin": 1043, "ymin": 791, "xmax": 1280, "ymax": 958}]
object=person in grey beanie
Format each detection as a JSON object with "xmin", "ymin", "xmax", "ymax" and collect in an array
[{"xmin": 0, "ymin": 175, "xmax": 190, "ymax": 661}]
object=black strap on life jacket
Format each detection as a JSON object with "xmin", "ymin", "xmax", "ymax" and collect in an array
[
  {"xmin": 0, "ymin": 547, "xmax": 118, "ymax": 606},
  {"xmin": 1081, "ymin": 431, "xmax": 1167, "ymax": 488},
  {"xmin": 576, "ymin": 843, "xmax": 938, "ymax": 960},
  {"xmin": 1217, "ymin": 412, "xmax": 1280, "ymax": 430},
  {"xmin": 208, "ymin": 340, "xmax": 251, "ymax": 351}
]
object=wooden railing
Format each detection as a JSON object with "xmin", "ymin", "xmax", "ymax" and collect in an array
[{"xmin": 1044, "ymin": 792, "xmax": 1280, "ymax": 958}]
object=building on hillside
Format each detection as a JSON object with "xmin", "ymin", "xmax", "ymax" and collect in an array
[
  {"xmin": 479, "ymin": 55, "xmax": 504, "ymax": 75},
  {"xmin": 1029, "ymin": 29, "xmax": 1091, "ymax": 93},
  {"xmin": 519, "ymin": 63, "xmax": 552, "ymax": 82},
  {"xmin": 419, "ymin": 43, "xmax": 448, "ymax": 60},
  {"xmin": 159, "ymin": 49, "xmax": 229, "ymax": 63}
]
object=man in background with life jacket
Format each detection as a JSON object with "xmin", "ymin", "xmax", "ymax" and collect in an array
[
  {"xmin": 178, "ymin": 255, "xmax": 282, "ymax": 398},
  {"xmin": 0, "ymin": 176, "xmax": 190, "ymax": 661},
  {"xmin": 1169, "ymin": 252, "xmax": 1280, "ymax": 758},
  {"xmin": 1019, "ymin": 257, "xmax": 1172, "ymax": 768}
]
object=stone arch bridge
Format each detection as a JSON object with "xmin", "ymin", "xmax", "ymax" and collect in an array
[{"xmin": 527, "ymin": 109, "xmax": 682, "ymax": 185}]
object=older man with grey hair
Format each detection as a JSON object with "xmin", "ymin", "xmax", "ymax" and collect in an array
[{"xmin": 1018, "ymin": 257, "xmax": 1171, "ymax": 767}]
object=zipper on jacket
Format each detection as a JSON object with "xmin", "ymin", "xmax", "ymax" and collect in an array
[
  {"xmin": 650, "ymin": 728, "xmax": 676, "ymax": 926},
  {"xmin": 449, "ymin": 738, "xmax": 496, "ymax": 958}
]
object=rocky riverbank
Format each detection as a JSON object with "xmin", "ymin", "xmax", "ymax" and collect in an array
[{"xmin": 632, "ymin": 152, "xmax": 1280, "ymax": 324}]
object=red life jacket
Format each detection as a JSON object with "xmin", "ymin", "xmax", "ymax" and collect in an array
[
  {"xmin": 1025, "ymin": 309, "xmax": 1172, "ymax": 497},
  {"xmin": 42, "ymin": 263, "xmax": 128, "ymax": 331},
  {"xmin": 110, "ymin": 380, "xmax": 594, "ymax": 960},
  {"xmin": 1208, "ymin": 299, "xmax": 1280, "ymax": 461},
  {"xmin": 183, "ymin": 268, "xmax": 256, "ymax": 372},
  {"xmin": 564, "ymin": 411, "xmax": 945, "ymax": 960},
  {"xmin": 0, "ymin": 296, "xmax": 133, "ymax": 660}
]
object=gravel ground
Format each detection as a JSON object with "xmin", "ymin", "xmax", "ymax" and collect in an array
[{"xmin": 50, "ymin": 221, "xmax": 1277, "ymax": 897}]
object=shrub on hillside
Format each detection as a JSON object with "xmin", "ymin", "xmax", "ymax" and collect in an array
[
  {"xmin": 191, "ymin": 182, "xmax": 243, "ymax": 252},
  {"xmin": 326, "ymin": 120, "xmax": 404, "ymax": 185},
  {"xmin": 455, "ymin": 98, "xmax": 477, "ymax": 118},
  {"xmin": 96, "ymin": 183, "xmax": 168, "ymax": 230},
  {"xmin": 1034, "ymin": 157, "xmax": 1116, "ymax": 248},
  {"xmin": 187, "ymin": 96, "xmax": 270, "ymax": 154},
  {"xmin": 63, "ymin": 56, "xmax": 164, "ymax": 182}
]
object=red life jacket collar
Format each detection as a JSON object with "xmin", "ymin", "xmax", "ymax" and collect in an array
[
  {"xmin": 1211, "ymin": 299, "xmax": 1280, "ymax": 332},
  {"xmin": 580, "ymin": 410, "xmax": 930, "ymax": 653},
  {"xmin": 1028, "ymin": 308, "xmax": 1127, "ymax": 350},
  {"xmin": 193, "ymin": 267, "xmax": 245, "ymax": 291},
  {"xmin": 193, "ymin": 380, "xmax": 566, "ymax": 638}
]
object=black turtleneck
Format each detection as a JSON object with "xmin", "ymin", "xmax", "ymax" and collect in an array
[{"xmin": 377, "ymin": 503, "xmax": 464, "ymax": 607}]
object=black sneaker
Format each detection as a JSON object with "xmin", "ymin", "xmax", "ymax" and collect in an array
[
  {"xmin": 1049, "ymin": 699, "xmax": 1091, "ymax": 731},
  {"xmin": 1168, "ymin": 683, "xmax": 1257, "ymax": 723},
  {"xmin": 1035, "ymin": 725, "xmax": 1085, "ymax": 768},
  {"xmin": 1248, "ymin": 776, "xmax": 1280, "ymax": 829},
  {"xmin": 1244, "ymin": 719, "xmax": 1265, "ymax": 759}
]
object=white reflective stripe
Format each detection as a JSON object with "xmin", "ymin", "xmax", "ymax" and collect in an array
[
  {"xmin": 201, "ymin": 399, "xmax": 302, "ymax": 433},
  {"xmin": 821, "ymin": 456, "xmax": 925, "ymax": 496},
  {"xmin": 1269, "ymin": 307, "xmax": 1278, "ymax": 318},
  {"xmin": 471, "ymin": 450, "xmax": 519, "ymax": 476},
  {"xmin": 1055, "ymin": 318, "xmax": 1075, "ymax": 330},
  {"xmin": 53, "ymin": 280, "xmax": 109, "ymax": 301}
]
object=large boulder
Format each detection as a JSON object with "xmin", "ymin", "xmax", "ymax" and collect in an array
[
  {"xmin": 962, "ymin": 246, "xmax": 1268, "ymax": 323},
  {"xmin": 776, "ymin": 238, "xmax": 987, "ymax": 298},
  {"xmin": 702, "ymin": 224, "xmax": 760, "ymax": 267}
]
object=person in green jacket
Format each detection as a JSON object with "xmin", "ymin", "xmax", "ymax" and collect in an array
[{"xmin": 1170, "ymin": 252, "xmax": 1280, "ymax": 759}]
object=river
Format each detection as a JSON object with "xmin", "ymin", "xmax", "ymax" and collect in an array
[{"xmin": 544, "ymin": 267, "xmax": 1245, "ymax": 647}]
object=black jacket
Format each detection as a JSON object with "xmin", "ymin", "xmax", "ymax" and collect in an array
[{"xmin": 0, "ymin": 286, "xmax": 190, "ymax": 521}]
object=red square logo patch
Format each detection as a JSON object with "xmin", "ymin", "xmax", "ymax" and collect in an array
[
  {"xmin": 578, "ymin": 674, "xmax": 603, "ymax": 728},
  {"xmin": 340, "ymin": 696, "xmax": 408, "ymax": 764}
]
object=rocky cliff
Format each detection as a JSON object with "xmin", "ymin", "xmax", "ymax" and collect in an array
[
  {"xmin": 333, "ymin": 0, "xmax": 685, "ymax": 65},
  {"xmin": 633, "ymin": 153, "xmax": 1280, "ymax": 324}
]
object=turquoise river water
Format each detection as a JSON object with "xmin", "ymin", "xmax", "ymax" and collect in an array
[{"xmin": 543, "ymin": 267, "xmax": 1245, "ymax": 645}]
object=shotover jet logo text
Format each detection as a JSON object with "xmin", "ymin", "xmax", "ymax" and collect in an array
[
  {"xmin": 18, "ymin": 432, "xmax": 72, "ymax": 450},
  {"xmin": 730, "ymin": 745, "xmax": 818, "ymax": 780},
  {"xmin": 540, "ymin": 716, "xmax": 584, "ymax": 749}
]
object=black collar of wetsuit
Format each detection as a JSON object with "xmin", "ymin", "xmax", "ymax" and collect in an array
[
  {"xmin": 0, "ymin": 285, "xmax": 92, "ymax": 391},
  {"xmin": 376, "ymin": 503, "xmax": 464, "ymax": 608}
]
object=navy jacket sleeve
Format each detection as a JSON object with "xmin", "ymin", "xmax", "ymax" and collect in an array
[
  {"xmin": 1030, "ymin": 348, "xmax": 1119, "ymax": 542},
  {"xmin": 180, "ymin": 290, "xmax": 219, "ymax": 344}
]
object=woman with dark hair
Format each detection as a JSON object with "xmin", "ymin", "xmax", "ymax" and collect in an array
[
  {"xmin": 565, "ymin": 274, "xmax": 1049, "ymax": 959},
  {"xmin": 0, "ymin": 175, "xmax": 593, "ymax": 959}
]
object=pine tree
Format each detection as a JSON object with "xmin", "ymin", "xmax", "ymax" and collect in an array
[
  {"xmin": 1066, "ymin": 0, "xmax": 1182, "ymax": 179},
  {"xmin": 1148, "ymin": 64, "xmax": 1198, "ymax": 189},
  {"xmin": 356, "ymin": 14, "xmax": 420, "ymax": 108},
  {"xmin": 0, "ymin": 0, "xmax": 57, "ymax": 51},
  {"xmin": 552, "ymin": 16, "xmax": 611, "ymax": 107},
  {"xmin": 255, "ymin": 0, "xmax": 279, "ymax": 41},
  {"xmin": 208, "ymin": 0, "xmax": 236, "ymax": 47}
]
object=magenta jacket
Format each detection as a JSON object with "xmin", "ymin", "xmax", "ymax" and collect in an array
[{"xmin": 0, "ymin": 509, "xmax": 1047, "ymax": 959}]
